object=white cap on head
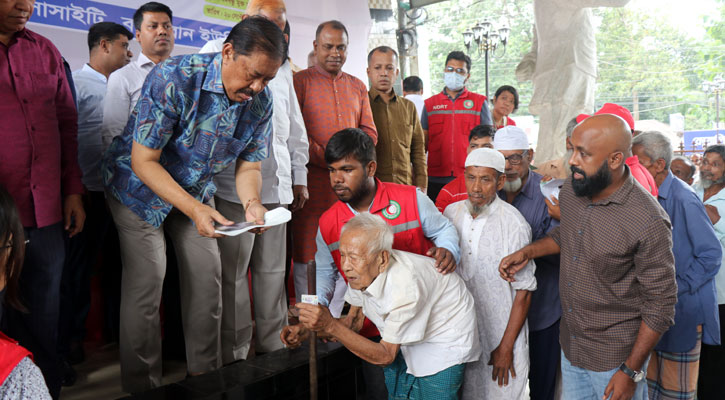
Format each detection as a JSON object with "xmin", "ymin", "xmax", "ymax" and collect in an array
[
  {"xmin": 494, "ymin": 126, "xmax": 529, "ymax": 151},
  {"xmin": 465, "ymin": 148, "xmax": 505, "ymax": 173}
]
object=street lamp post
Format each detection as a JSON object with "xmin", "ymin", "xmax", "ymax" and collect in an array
[
  {"xmin": 463, "ymin": 20, "xmax": 509, "ymax": 100},
  {"xmin": 703, "ymin": 76, "xmax": 725, "ymax": 142}
]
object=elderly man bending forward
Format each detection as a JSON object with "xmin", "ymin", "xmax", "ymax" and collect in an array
[{"xmin": 281, "ymin": 213, "xmax": 480, "ymax": 399}]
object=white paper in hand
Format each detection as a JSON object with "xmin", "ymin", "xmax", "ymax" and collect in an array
[
  {"xmin": 301, "ymin": 295, "xmax": 318, "ymax": 305},
  {"xmin": 540, "ymin": 178, "xmax": 565, "ymax": 201},
  {"xmin": 214, "ymin": 207, "xmax": 292, "ymax": 236}
]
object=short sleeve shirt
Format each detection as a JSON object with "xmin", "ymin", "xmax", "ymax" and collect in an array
[
  {"xmin": 102, "ymin": 53, "xmax": 273, "ymax": 227},
  {"xmin": 344, "ymin": 250, "xmax": 480, "ymax": 377}
]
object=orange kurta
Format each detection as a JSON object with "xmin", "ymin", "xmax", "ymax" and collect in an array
[{"xmin": 291, "ymin": 65, "xmax": 377, "ymax": 263}]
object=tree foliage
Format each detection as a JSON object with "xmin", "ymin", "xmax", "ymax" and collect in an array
[
  {"xmin": 422, "ymin": 0, "xmax": 535, "ymax": 115},
  {"xmin": 594, "ymin": 6, "xmax": 721, "ymax": 129},
  {"xmin": 421, "ymin": 0, "xmax": 723, "ymax": 130}
]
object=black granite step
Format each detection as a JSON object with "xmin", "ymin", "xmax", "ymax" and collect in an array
[{"xmin": 123, "ymin": 341, "xmax": 363, "ymax": 400}]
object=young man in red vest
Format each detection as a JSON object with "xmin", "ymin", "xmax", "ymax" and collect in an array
[
  {"xmin": 313, "ymin": 128, "xmax": 460, "ymax": 399},
  {"xmin": 421, "ymin": 51, "xmax": 493, "ymax": 202}
]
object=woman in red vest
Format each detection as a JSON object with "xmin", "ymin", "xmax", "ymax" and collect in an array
[
  {"xmin": 492, "ymin": 85, "xmax": 519, "ymax": 129},
  {"xmin": 0, "ymin": 185, "xmax": 51, "ymax": 399}
]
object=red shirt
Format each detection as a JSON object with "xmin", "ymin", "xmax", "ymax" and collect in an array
[
  {"xmin": 435, "ymin": 175, "xmax": 468, "ymax": 213},
  {"xmin": 626, "ymin": 156, "xmax": 658, "ymax": 196},
  {"xmin": 0, "ymin": 29, "xmax": 83, "ymax": 228}
]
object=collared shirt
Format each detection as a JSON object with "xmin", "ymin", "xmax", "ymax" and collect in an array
[
  {"xmin": 498, "ymin": 171, "xmax": 562, "ymax": 332},
  {"xmin": 0, "ymin": 28, "xmax": 83, "ymax": 228},
  {"xmin": 101, "ymin": 52, "xmax": 156, "ymax": 150},
  {"xmin": 345, "ymin": 250, "xmax": 480, "ymax": 377},
  {"xmin": 369, "ymin": 88, "xmax": 427, "ymax": 188},
  {"xmin": 694, "ymin": 181, "xmax": 725, "ymax": 305},
  {"xmin": 549, "ymin": 169, "xmax": 677, "ymax": 371},
  {"xmin": 294, "ymin": 64, "xmax": 377, "ymax": 169},
  {"xmin": 102, "ymin": 53, "xmax": 273, "ymax": 227},
  {"xmin": 316, "ymin": 188, "xmax": 460, "ymax": 307},
  {"xmin": 444, "ymin": 196, "xmax": 535, "ymax": 398},
  {"xmin": 212, "ymin": 60, "xmax": 309, "ymax": 205},
  {"xmin": 290, "ymin": 65, "xmax": 377, "ymax": 263},
  {"xmin": 73, "ymin": 64, "xmax": 108, "ymax": 192},
  {"xmin": 420, "ymin": 88, "xmax": 492, "ymax": 130},
  {"xmin": 404, "ymin": 93, "xmax": 425, "ymax": 119},
  {"xmin": 656, "ymin": 172, "xmax": 721, "ymax": 352}
]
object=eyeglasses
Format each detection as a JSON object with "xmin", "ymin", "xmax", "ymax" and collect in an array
[
  {"xmin": 504, "ymin": 151, "xmax": 529, "ymax": 165},
  {"xmin": 445, "ymin": 66, "xmax": 468, "ymax": 76}
]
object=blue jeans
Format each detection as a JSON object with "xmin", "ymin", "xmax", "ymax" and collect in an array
[{"xmin": 561, "ymin": 351, "xmax": 649, "ymax": 400}]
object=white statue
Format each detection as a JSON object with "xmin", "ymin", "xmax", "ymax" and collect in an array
[{"xmin": 516, "ymin": 0, "xmax": 630, "ymax": 163}]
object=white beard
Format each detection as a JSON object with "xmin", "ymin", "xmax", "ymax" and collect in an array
[
  {"xmin": 465, "ymin": 199, "xmax": 491, "ymax": 217},
  {"xmin": 503, "ymin": 177, "xmax": 522, "ymax": 193}
]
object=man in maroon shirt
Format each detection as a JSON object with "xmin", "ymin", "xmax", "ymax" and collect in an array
[{"xmin": 0, "ymin": 1, "xmax": 85, "ymax": 398}]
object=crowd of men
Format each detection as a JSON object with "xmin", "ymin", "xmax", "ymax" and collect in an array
[{"xmin": 0, "ymin": 0, "xmax": 724, "ymax": 399}]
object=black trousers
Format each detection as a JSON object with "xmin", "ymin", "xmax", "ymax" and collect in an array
[
  {"xmin": 698, "ymin": 304, "xmax": 725, "ymax": 399},
  {"xmin": 58, "ymin": 191, "xmax": 120, "ymax": 357},
  {"xmin": 3, "ymin": 222, "xmax": 65, "ymax": 399},
  {"xmin": 528, "ymin": 319, "xmax": 560, "ymax": 400}
]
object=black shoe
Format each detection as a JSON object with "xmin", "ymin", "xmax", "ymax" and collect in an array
[{"xmin": 61, "ymin": 360, "xmax": 77, "ymax": 387}]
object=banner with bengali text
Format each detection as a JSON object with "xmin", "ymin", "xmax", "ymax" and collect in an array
[
  {"xmin": 32, "ymin": 0, "xmax": 238, "ymax": 48},
  {"xmin": 27, "ymin": 0, "xmax": 373, "ymax": 82}
]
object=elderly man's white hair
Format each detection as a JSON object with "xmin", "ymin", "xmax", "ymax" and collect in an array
[{"xmin": 341, "ymin": 212, "xmax": 394, "ymax": 256}]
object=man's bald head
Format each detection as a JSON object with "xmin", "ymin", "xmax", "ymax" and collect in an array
[
  {"xmin": 574, "ymin": 114, "xmax": 631, "ymax": 158},
  {"xmin": 243, "ymin": 0, "xmax": 286, "ymax": 30},
  {"xmin": 569, "ymin": 114, "xmax": 632, "ymax": 198}
]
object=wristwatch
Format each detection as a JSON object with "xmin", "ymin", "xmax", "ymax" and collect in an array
[{"xmin": 618, "ymin": 362, "xmax": 645, "ymax": 383}]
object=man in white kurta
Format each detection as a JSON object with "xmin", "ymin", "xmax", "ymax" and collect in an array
[{"xmin": 444, "ymin": 148, "xmax": 537, "ymax": 399}]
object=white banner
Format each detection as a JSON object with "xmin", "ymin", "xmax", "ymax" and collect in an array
[{"xmin": 27, "ymin": 0, "xmax": 372, "ymax": 83}]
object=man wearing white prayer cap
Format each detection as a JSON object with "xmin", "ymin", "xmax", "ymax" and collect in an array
[
  {"xmin": 494, "ymin": 125, "xmax": 562, "ymax": 399},
  {"xmin": 444, "ymin": 147, "xmax": 537, "ymax": 399},
  {"xmin": 494, "ymin": 126, "xmax": 533, "ymax": 199}
]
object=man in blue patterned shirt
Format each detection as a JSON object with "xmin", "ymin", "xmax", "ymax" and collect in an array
[{"xmin": 101, "ymin": 17, "xmax": 287, "ymax": 393}]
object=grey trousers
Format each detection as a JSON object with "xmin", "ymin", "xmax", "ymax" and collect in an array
[
  {"xmin": 215, "ymin": 197, "xmax": 288, "ymax": 364},
  {"xmin": 107, "ymin": 193, "xmax": 222, "ymax": 394}
]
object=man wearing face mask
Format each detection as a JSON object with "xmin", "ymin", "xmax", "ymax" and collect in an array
[{"xmin": 421, "ymin": 51, "xmax": 492, "ymax": 202}]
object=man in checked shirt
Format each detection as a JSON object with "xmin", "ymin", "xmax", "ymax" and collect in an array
[{"xmin": 499, "ymin": 114, "xmax": 677, "ymax": 400}]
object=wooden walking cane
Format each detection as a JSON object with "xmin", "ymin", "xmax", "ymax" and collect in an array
[{"xmin": 307, "ymin": 260, "xmax": 318, "ymax": 400}]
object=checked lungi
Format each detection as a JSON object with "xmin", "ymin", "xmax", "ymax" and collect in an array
[
  {"xmin": 646, "ymin": 325, "xmax": 702, "ymax": 400},
  {"xmin": 383, "ymin": 353, "xmax": 465, "ymax": 400}
]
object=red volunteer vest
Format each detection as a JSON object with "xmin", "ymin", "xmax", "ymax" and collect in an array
[
  {"xmin": 0, "ymin": 332, "xmax": 32, "ymax": 385},
  {"xmin": 425, "ymin": 89, "xmax": 487, "ymax": 177},
  {"xmin": 319, "ymin": 179, "xmax": 434, "ymax": 337}
]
